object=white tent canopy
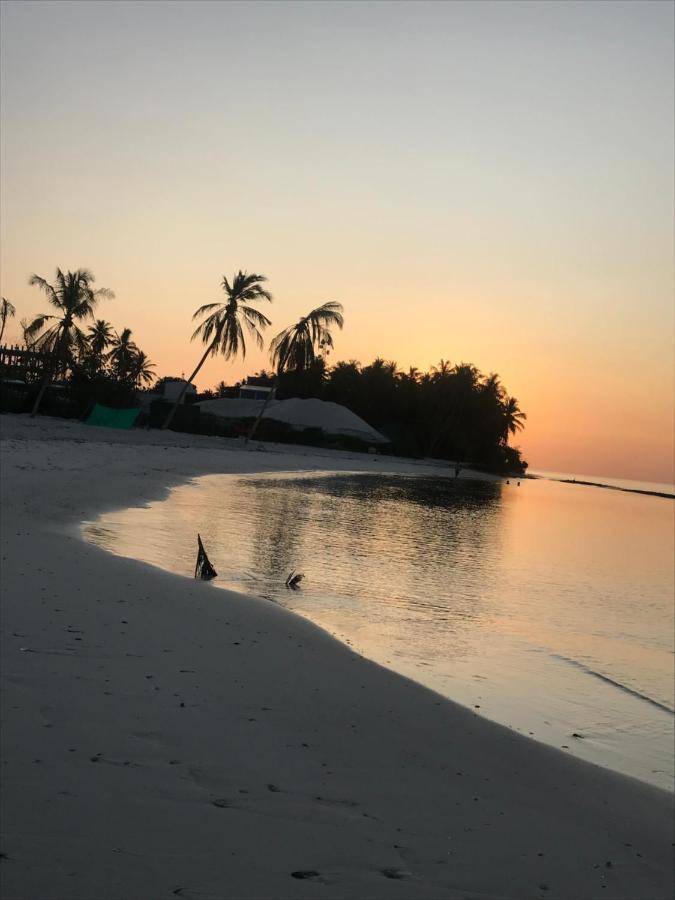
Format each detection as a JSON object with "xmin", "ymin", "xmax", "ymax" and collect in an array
[{"xmin": 197, "ymin": 397, "xmax": 390, "ymax": 444}]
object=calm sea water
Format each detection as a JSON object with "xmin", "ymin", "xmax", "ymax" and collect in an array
[{"xmin": 82, "ymin": 471, "xmax": 674, "ymax": 791}]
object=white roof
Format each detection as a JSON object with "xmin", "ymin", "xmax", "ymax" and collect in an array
[{"xmin": 197, "ymin": 396, "xmax": 389, "ymax": 444}]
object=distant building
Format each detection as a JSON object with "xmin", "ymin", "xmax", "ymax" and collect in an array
[
  {"xmin": 198, "ymin": 396, "xmax": 390, "ymax": 446},
  {"xmin": 157, "ymin": 378, "xmax": 197, "ymax": 404},
  {"xmin": 238, "ymin": 384, "xmax": 274, "ymax": 401}
]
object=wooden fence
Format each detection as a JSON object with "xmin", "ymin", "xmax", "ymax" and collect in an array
[{"xmin": 0, "ymin": 344, "xmax": 50, "ymax": 383}]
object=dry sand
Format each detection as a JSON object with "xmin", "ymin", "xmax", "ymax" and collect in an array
[{"xmin": 1, "ymin": 415, "xmax": 672, "ymax": 900}]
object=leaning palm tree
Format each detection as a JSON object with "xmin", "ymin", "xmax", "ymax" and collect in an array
[
  {"xmin": 162, "ymin": 271, "xmax": 273, "ymax": 430},
  {"xmin": 0, "ymin": 298, "xmax": 16, "ymax": 344},
  {"xmin": 269, "ymin": 301, "xmax": 344, "ymax": 374},
  {"xmin": 25, "ymin": 269, "xmax": 114, "ymax": 416},
  {"xmin": 502, "ymin": 396, "xmax": 527, "ymax": 444},
  {"xmin": 247, "ymin": 301, "xmax": 344, "ymax": 444}
]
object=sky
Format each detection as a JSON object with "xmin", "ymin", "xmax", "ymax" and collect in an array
[{"xmin": 1, "ymin": 0, "xmax": 673, "ymax": 483}]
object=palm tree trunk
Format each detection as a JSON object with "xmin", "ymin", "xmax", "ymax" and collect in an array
[
  {"xmin": 161, "ymin": 342, "xmax": 214, "ymax": 430},
  {"xmin": 0, "ymin": 314, "xmax": 7, "ymax": 344},
  {"xmin": 30, "ymin": 330, "xmax": 66, "ymax": 418},
  {"xmin": 245, "ymin": 377, "xmax": 277, "ymax": 445}
]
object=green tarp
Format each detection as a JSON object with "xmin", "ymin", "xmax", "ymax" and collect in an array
[{"xmin": 85, "ymin": 404, "xmax": 140, "ymax": 429}]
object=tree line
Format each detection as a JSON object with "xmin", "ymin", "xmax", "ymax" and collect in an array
[
  {"xmin": 3, "ymin": 267, "xmax": 527, "ymax": 472},
  {"xmin": 205, "ymin": 358, "xmax": 527, "ymax": 472}
]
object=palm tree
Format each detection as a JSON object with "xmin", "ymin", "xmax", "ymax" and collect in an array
[
  {"xmin": 107, "ymin": 328, "xmax": 138, "ymax": 381},
  {"xmin": 20, "ymin": 318, "xmax": 35, "ymax": 349},
  {"xmin": 269, "ymin": 302, "xmax": 344, "ymax": 374},
  {"xmin": 129, "ymin": 350, "xmax": 156, "ymax": 388},
  {"xmin": 0, "ymin": 298, "xmax": 16, "ymax": 343},
  {"xmin": 83, "ymin": 319, "xmax": 115, "ymax": 375},
  {"xmin": 247, "ymin": 302, "xmax": 344, "ymax": 444},
  {"xmin": 502, "ymin": 396, "xmax": 527, "ymax": 443},
  {"xmin": 25, "ymin": 268, "xmax": 113, "ymax": 416},
  {"xmin": 482, "ymin": 372, "xmax": 505, "ymax": 400},
  {"xmin": 432, "ymin": 358, "xmax": 452, "ymax": 380},
  {"xmin": 88, "ymin": 319, "xmax": 114, "ymax": 356},
  {"xmin": 162, "ymin": 271, "xmax": 272, "ymax": 430}
]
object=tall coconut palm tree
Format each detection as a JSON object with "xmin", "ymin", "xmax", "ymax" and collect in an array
[
  {"xmin": 0, "ymin": 298, "xmax": 16, "ymax": 343},
  {"xmin": 162, "ymin": 271, "xmax": 272, "ymax": 430},
  {"xmin": 247, "ymin": 302, "xmax": 344, "ymax": 444},
  {"xmin": 25, "ymin": 269, "xmax": 113, "ymax": 416},
  {"xmin": 502, "ymin": 396, "xmax": 527, "ymax": 443},
  {"xmin": 269, "ymin": 302, "xmax": 344, "ymax": 374},
  {"xmin": 107, "ymin": 328, "xmax": 138, "ymax": 381}
]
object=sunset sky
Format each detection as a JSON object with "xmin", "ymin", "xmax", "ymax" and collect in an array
[{"xmin": 1, "ymin": 0, "xmax": 673, "ymax": 483}]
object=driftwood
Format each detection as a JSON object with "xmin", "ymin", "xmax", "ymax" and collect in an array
[
  {"xmin": 195, "ymin": 533, "xmax": 217, "ymax": 580},
  {"xmin": 285, "ymin": 571, "xmax": 304, "ymax": 590}
]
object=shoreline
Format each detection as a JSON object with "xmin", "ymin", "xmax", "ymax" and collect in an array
[
  {"xmin": 81, "ymin": 468, "xmax": 675, "ymax": 793},
  {"xmin": 1, "ymin": 414, "xmax": 673, "ymax": 900}
]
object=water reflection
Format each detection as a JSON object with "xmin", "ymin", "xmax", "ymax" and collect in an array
[{"xmin": 216, "ymin": 474, "xmax": 504, "ymax": 664}]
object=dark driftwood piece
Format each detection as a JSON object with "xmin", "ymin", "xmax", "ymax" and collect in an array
[
  {"xmin": 285, "ymin": 571, "xmax": 304, "ymax": 590},
  {"xmin": 195, "ymin": 533, "xmax": 217, "ymax": 580}
]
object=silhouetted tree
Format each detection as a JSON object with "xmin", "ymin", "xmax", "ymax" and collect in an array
[
  {"xmin": 107, "ymin": 328, "xmax": 138, "ymax": 381},
  {"xmin": 247, "ymin": 302, "xmax": 344, "ymax": 443},
  {"xmin": 129, "ymin": 350, "xmax": 156, "ymax": 388},
  {"xmin": 270, "ymin": 302, "xmax": 344, "ymax": 373},
  {"xmin": 162, "ymin": 271, "xmax": 272, "ymax": 429},
  {"xmin": 80, "ymin": 319, "xmax": 115, "ymax": 375},
  {"xmin": 25, "ymin": 268, "xmax": 113, "ymax": 416},
  {"xmin": 502, "ymin": 396, "xmax": 527, "ymax": 443},
  {"xmin": 88, "ymin": 319, "xmax": 114, "ymax": 357},
  {"xmin": 0, "ymin": 298, "xmax": 16, "ymax": 343}
]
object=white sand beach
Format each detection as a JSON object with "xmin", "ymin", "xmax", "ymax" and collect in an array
[{"xmin": 1, "ymin": 414, "xmax": 672, "ymax": 900}]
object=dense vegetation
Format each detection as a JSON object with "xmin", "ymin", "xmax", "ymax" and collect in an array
[
  {"xmin": 6, "ymin": 269, "xmax": 155, "ymax": 415},
  {"xmin": 3, "ymin": 266, "xmax": 528, "ymax": 473},
  {"xmin": 203, "ymin": 358, "xmax": 528, "ymax": 473}
]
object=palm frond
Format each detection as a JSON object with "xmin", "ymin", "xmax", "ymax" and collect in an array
[
  {"xmin": 1, "ymin": 298, "xmax": 16, "ymax": 318},
  {"xmin": 28, "ymin": 275, "xmax": 60, "ymax": 309},
  {"xmin": 192, "ymin": 302, "xmax": 222, "ymax": 320}
]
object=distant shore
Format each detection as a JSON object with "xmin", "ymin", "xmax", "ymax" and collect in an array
[
  {"xmin": 556, "ymin": 478, "xmax": 674, "ymax": 500},
  {"xmin": 1, "ymin": 414, "xmax": 673, "ymax": 900},
  {"xmin": 526, "ymin": 472, "xmax": 674, "ymax": 500}
]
